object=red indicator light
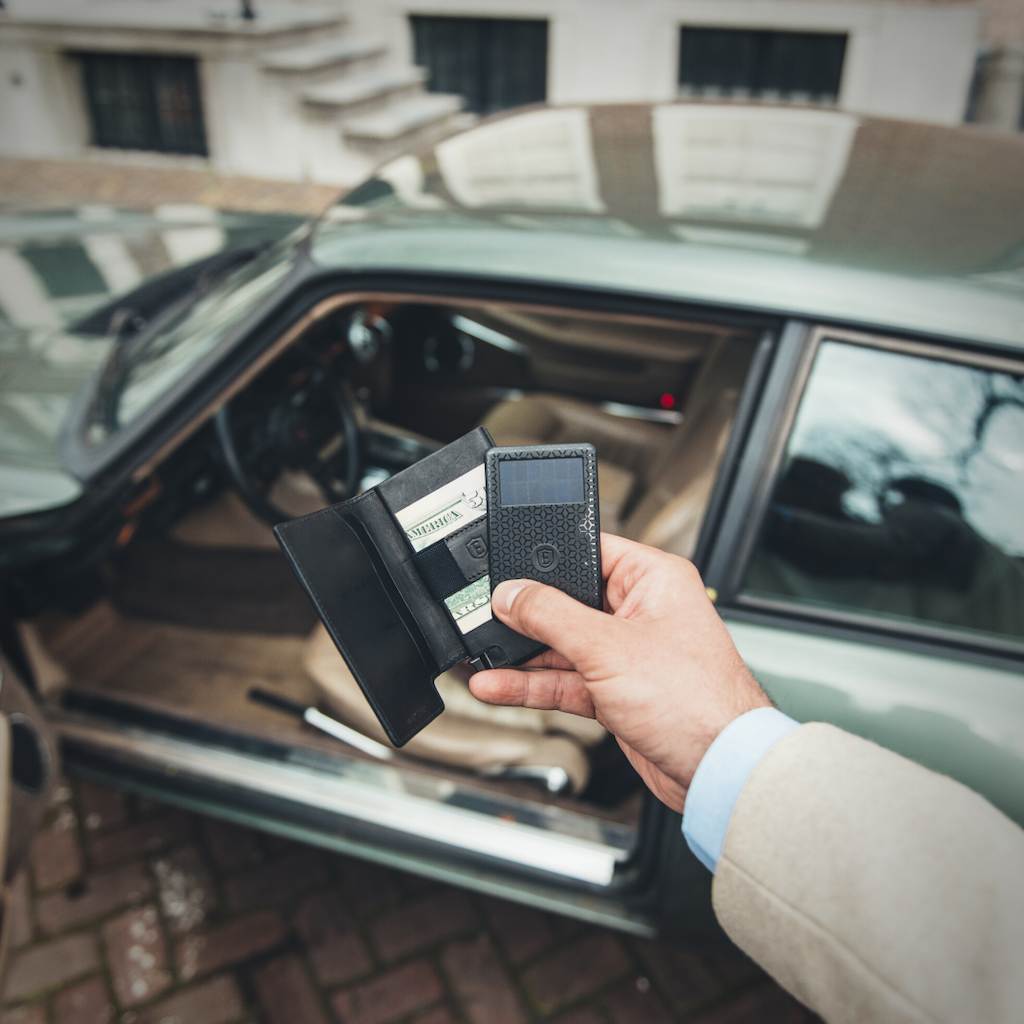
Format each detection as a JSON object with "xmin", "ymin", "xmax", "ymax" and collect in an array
[{"xmin": 660, "ymin": 393, "xmax": 675, "ymax": 409}]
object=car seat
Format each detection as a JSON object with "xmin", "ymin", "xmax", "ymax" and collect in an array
[{"xmin": 482, "ymin": 334, "xmax": 757, "ymax": 557}]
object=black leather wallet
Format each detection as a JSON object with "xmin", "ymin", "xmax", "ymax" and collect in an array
[{"xmin": 275, "ymin": 427, "xmax": 545, "ymax": 746}]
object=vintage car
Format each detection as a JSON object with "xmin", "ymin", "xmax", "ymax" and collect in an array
[{"xmin": 0, "ymin": 101, "xmax": 1022, "ymax": 946}]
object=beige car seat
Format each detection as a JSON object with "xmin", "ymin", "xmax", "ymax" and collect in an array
[
  {"xmin": 483, "ymin": 334, "xmax": 757, "ymax": 557},
  {"xmin": 303, "ymin": 623, "xmax": 606, "ymax": 794},
  {"xmin": 481, "ymin": 393, "xmax": 670, "ymax": 532}
]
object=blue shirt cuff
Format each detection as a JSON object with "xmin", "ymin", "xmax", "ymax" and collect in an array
[{"xmin": 682, "ymin": 707, "xmax": 800, "ymax": 873}]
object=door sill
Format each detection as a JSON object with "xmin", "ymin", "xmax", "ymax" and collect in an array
[{"xmin": 51, "ymin": 707, "xmax": 636, "ymax": 887}]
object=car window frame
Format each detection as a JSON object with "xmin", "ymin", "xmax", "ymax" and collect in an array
[{"xmin": 705, "ymin": 321, "xmax": 1024, "ymax": 663}]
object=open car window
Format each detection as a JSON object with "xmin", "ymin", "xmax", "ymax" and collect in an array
[{"xmin": 742, "ymin": 339, "xmax": 1024, "ymax": 644}]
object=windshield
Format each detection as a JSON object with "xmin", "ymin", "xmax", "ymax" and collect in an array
[{"xmin": 90, "ymin": 241, "xmax": 295, "ymax": 441}]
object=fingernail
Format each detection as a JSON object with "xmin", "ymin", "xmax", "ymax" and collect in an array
[{"xmin": 493, "ymin": 581, "xmax": 527, "ymax": 616}]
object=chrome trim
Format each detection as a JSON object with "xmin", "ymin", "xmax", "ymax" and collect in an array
[
  {"xmin": 482, "ymin": 764, "xmax": 571, "ymax": 794},
  {"xmin": 810, "ymin": 324, "xmax": 1024, "ymax": 375},
  {"xmin": 452, "ymin": 314, "xmax": 529, "ymax": 356},
  {"xmin": 54, "ymin": 712, "xmax": 634, "ymax": 886},
  {"xmin": 600, "ymin": 401, "xmax": 682, "ymax": 425}
]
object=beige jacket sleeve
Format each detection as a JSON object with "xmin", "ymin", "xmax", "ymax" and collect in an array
[{"xmin": 711, "ymin": 723, "xmax": 1024, "ymax": 1024}]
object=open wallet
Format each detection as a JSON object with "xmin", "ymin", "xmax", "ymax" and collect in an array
[{"xmin": 275, "ymin": 427, "xmax": 601, "ymax": 747}]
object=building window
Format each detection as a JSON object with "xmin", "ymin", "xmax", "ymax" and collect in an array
[
  {"xmin": 410, "ymin": 16, "xmax": 547, "ymax": 116},
  {"xmin": 79, "ymin": 53, "xmax": 208, "ymax": 155},
  {"xmin": 678, "ymin": 28, "xmax": 847, "ymax": 105}
]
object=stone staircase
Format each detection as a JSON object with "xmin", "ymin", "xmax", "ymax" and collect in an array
[
  {"xmin": 0, "ymin": 1, "xmax": 471, "ymax": 188},
  {"xmin": 257, "ymin": 20, "xmax": 472, "ymax": 185}
]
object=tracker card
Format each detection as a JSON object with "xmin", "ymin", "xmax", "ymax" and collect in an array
[{"xmin": 485, "ymin": 444, "xmax": 602, "ymax": 610}]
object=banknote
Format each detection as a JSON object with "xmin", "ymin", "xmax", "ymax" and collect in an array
[
  {"xmin": 394, "ymin": 464, "xmax": 492, "ymax": 634},
  {"xmin": 443, "ymin": 576, "xmax": 493, "ymax": 634},
  {"xmin": 393, "ymin": 465, "xmax": 486, "ymax": 553}
]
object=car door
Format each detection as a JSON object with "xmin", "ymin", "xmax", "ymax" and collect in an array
[
  {"xmin": 0, "ymin": 651, "xmax": 61, "ymax": 975},
  {"xmin": 704, "ymin": 322, "xmax": 1024, "ymax": 827}
]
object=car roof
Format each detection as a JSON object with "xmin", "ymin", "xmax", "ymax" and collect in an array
[{"xmin": 311, "ymin": 102, "xmax": 1024, "ymax": 351}]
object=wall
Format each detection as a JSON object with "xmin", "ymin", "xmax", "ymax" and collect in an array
[
  {"xmin": 0, "ymin": 0, "xmax": 987, "ymax": 184},
  {"xmin": 0, "ymin": 45, "xmax": 89, "ymax": 159},
  {"xmin": 349, "ymin": 0, "xmax": 980, "ymax": 125}
]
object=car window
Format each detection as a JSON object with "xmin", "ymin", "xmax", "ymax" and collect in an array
[
  {"xmin": 743, "ymin": 339, "xmax": 1024, "ymax": 643},
  {"xmin": 110, "ymin": 246, "xmax": 293, "ymax": 432}
]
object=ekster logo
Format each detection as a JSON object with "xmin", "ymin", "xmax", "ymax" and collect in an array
[
  {"xmin": 531, "ymin": 544, "xmax": 559, "ymax": 573},
  {"xmin": 465, "ymin": 536, "xmax": 487, "ymax": 560}
]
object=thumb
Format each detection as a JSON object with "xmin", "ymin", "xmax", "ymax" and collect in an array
[{"xmin": 492, "ymin": 579, "xmax": 616, "ymax": 667}]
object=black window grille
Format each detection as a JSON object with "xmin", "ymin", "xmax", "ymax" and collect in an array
[
  {"xmin": 410, "ymin": 16, "xmax": 547, "ymax": 116},
  {"xmin": 678, "ymin": 28, "xmax": 847, "ymax": 105},
  {"xmin": 79, "ymin": 53, "xmax": 208, "ymax": 155}
]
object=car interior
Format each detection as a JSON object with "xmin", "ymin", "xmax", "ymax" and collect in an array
[{"xmin": 21, "ymin": 296, "xmax": 761, "ymax": 861}]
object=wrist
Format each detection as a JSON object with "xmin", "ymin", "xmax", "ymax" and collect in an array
[{"xmin": 676, "ymin": 679, "xmax": 772, "ymax": 790}]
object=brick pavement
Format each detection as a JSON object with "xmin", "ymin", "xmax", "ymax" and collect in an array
[{"xmin": 0, "ymin": 778, "xmax": 817, "ymax": 1024}]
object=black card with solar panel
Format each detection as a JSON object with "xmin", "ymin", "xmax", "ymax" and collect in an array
[{"xmin": 485, "ymin": 444, "xmax": 602, "ymax": 611}]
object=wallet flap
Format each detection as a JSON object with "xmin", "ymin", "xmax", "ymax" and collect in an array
[
  {"xmin": 274, "ymin": 502, "xmax": 444, "ymax": 747},
  {"xmin": 343, "ymin": 488, "xmax": 468, "ymax": 674}
]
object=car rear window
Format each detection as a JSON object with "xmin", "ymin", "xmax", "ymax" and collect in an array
[{"xmin": 743, "ymin": 339, "xmax": 1024, "ymax": 643}]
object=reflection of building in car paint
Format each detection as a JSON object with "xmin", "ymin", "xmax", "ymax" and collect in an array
[
  {"xmin": 435, "ymin": 108, "xmax": 604, "ymax": 212},
  {"xmin": 0, "ymin": 208, "xmax": 222, "ymax": 330},
  {"xmin": 651, "ymin": 105, "xmax": 858, "ymax": 227},
  {"xmin": 390, "ymin": 102, "xmax": 863, "ymax": 229},
  {"xmin": 350, "ymin": 100, "xmax": 1024, "ymax": 286},
  {"xmin": 0, "ymin": 206, "xmax": 301, "ymax": 517}
]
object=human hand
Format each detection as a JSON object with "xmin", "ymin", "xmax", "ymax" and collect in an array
[{"xmin": 469, "ymin": 534, "xmax": 770, "ymax": 814}]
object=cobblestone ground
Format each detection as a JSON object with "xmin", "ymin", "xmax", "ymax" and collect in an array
[{"xmin": 0, "ymin": 779, "xmax": 816, "ymax": 1024}]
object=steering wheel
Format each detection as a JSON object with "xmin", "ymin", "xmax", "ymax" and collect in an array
[{"xmin": 214, "ymin": 349, "xmax": 361, "ymax": 525}]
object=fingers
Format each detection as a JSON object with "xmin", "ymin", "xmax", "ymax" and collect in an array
[
  {"xmin": 599, "ymin": 533, "xmax": 705, "ymax": 615},
  {"xmin": 598, "ymin": 532, "xmax": 643, "ymax": 580},
  {"xmin": 521, "ymin": 649, "xmax": 575, "ymax": 671},
  {"xmin": 491, "ymin": 579, "xmax": 621, "ymax": 668},
  {"xmin": 469, "ymin": 667, "xmax": 597, "ymax": 719}
]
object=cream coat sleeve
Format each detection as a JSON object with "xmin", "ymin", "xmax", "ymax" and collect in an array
[{"xmin": 711, "ymin": 723, "xmax": 1024, "ymax": 1024}]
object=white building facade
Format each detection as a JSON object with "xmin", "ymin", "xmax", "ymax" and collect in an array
[{"xmin": 0, "ymin": 0, "xmax": 1002, "ymax": 188}]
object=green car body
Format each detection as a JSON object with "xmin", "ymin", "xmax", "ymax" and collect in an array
[
  {"xmin": 1, "ymin": 102, "xmax": 1022, "ymax": 936},
  {"xmin": 310, "ymin": 104, "xmax": 1024, "ymax": 832}
]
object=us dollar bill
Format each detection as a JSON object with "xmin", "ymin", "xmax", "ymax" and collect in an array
[
  {"xmin": 394, "ymin": 465, "xmax": 492, "ymax": 634},
  {"xmin": 393, "ymin": 465, "xmax": 486, "ymax": 553},
  {"xmin": 443, "ymin": 576, "xmax": 492, "ymax": 634}
]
